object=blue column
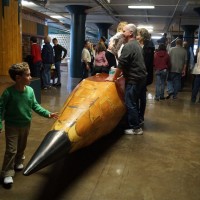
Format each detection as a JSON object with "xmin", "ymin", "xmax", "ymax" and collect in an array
[
  {"xmin": 194, "ymin": 7, "xmax": 200, "ymax": 47},
  {"xmin": 96, "ymin": 23, "xmax": 112, "ymax": 39},
  {"xmin": 66, "ymin": 5, "xmax": 90, "ymax": 78},
  {"xmin": 181, "ymin": 25, "xmax": 198, "ymax": 50}
]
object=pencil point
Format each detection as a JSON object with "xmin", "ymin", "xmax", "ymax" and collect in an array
[{"xmin": 23, "ymin": 130, "xmax": 71, "ymax": 176}]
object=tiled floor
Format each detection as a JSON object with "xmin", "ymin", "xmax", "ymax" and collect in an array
[{"xmin": 0, "ymin": 65, "xmax": 200, "ymax": 200}]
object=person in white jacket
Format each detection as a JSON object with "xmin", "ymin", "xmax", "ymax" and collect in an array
[{"xmin": 109, "ymin": 21, "xmax": 128, "ymax": 59}]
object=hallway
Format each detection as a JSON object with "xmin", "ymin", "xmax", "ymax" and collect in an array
[{"xmin": 0, "ymin": 65, "xmax": 200, "ymax": 200}]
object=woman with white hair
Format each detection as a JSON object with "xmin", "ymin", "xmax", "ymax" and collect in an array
[{"xmin": 109, "ymin": 21, "xmax": 128, "ymax": 59}]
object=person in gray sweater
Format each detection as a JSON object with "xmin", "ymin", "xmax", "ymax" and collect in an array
[{"xmin": 167, "ymin": 39, "xmax": 187, "ymax": 99}]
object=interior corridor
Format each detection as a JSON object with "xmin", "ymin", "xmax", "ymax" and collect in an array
[{"xmin": 0, "ymin": 64, "xmax": 200, "ymax": 200}]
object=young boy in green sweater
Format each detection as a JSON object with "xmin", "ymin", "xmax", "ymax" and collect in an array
[{"xmin": 0, "ymin": 62, "xmax": 58, "ymax": 186}]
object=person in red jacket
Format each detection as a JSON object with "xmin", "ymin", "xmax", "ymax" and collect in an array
[
  {"xmin": 30, "ymin": 36, "xmax": 42, "ymax": 78},
  {"xmin": 154, "ymin": 43, "xmax": 171, "ymax": 100}
]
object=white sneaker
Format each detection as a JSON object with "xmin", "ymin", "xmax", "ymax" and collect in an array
[
  {"xmin": 124, "ymin": 129, "xmax": 135, "ymax": 135},
  {"xmin": 124, "ymin": 128, "xmax": 143, "ymax": 135},
  {"xmin": 15, "ymin": 164, "xmax": 24, "ymax": 170},
  {"xmin": 4, "ymin": 176, "xmax": 13, "ymax": 184}
]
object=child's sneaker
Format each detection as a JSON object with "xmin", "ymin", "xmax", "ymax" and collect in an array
[
  {"xmin": 15, "ymin": 164, "xmax": 24, "ymax": 171},
  {"xmin": 4, "ymin": 176, "xmax": 13, "ymax": 184}
]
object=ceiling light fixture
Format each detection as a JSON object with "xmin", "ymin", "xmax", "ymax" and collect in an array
[
  {"xmin": 128, "ymin": 5, "xmax": 155, "ymax": 9},
  {"xmin": 137, "ymin": 25, "xmax": 154, "ymax": 29},
  {"xmin": 151, "ymin": 36, "xmax": 162, "ymax": 39},
  {"xmin": 137, "ymin": 25, "xmax": 153, "ymax": 33}
]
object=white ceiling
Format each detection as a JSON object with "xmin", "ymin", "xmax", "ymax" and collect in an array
[{"xmin": 22, "ymin": 0, "xmax": 200, "ymax": 37}]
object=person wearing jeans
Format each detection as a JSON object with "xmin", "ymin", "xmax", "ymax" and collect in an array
[
  {"xmin": 41, "ymin": 36, "xmax": 54, "ymax": 89},
  {"xmin": 42, "ymin": 64, "xmax": 51, "ymax": 89},
  {"xmin": 167, "ymin": 72, "xmax": 182, "ymax": 99},
  {"xmin": 136, "ymin": 28, "xmax": 155, "ymax": 123},
  {"xmin": 155, "ymin": 69, "xmax": 168, "ymax": 99},
  {"xmin": 126, "ymin": 83, "xmax": 146, "ymax": 130},
  {"xmin": 106, "ymin": 24, "xmax": 147, "ymax": 135},
  {"xmin": 52, "ymin": 38, "xmax": 67, "ymax": 86},
  {"xmin": 167, "ymin": 39, "xmax": 187, "ymax": 99},
  {"xmin": 154, "ymin": 43, "xmax": 170, "ymax": 100}
]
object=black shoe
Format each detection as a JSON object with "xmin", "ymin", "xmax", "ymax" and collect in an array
[
  {"xmin": 55, "ymin": 83, "xmax": 61, "ymax": 87},
  {"xmin": 166, "ymin": 93, "xmax": 173, "ymax": 99},
  {"xmin": 160, "ymin": 97, "xmax": 165, "ymax": 100},
  {"xmin": 154, "ymin": 97, "xmax": 159, "ymax": 101}
]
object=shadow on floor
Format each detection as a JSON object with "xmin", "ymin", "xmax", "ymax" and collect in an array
[{"xmin": 34, "ymin": 126, "xmax": 124, "ymax": 200}]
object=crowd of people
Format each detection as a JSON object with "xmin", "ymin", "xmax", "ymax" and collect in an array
[
  {"xmin": 0, "ymin": 21, "xmax": 199, "ymax": 188},
  {"xmin": 81, "ymin": 22, "xmax": 199, "ymax": 136},
  {"xmin": 29, "ymin": 36, "xmax": 67, "ymax": 90}
]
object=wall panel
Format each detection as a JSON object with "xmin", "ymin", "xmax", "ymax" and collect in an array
[{"xmin": 0, "ymin": 0, "xmax": 22, "ymax": 75}]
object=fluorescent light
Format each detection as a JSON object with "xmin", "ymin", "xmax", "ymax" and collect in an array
[
  {"xmin": 152, "ymin": 36, "xmax": 162, "ymax": 39},
  {"xmin": 137, "ymin": 25, "xmax": 154, "ymax": 32},
  {"xmin": 50, "ymin": 15, "xmax": 64, "ymax": 19},
  {"xmin": 128, "ymin": 5, "xmax": 155, "ymax": 9}
]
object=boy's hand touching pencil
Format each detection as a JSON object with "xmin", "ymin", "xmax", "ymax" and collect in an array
[{"xmin": 49, "ymin": 112, "xmax": 59, "ymax": 119}]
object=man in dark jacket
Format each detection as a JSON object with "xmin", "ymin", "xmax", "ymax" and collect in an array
[
  {"xmin": 52, "ymin": 38, "xmax": 67, "ymax": 86},
  {"xmin": 136, "ymin": 28, "xmax": 155, "ymax": 125},
  {"xmin": 106, "ymin": 24, "xmax": 147, "ymax": 135},
  {"xmin": 41, "ymin": 36, "xmax": 54, "ymax": 89}
]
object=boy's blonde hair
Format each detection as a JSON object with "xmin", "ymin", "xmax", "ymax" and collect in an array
[{"xmin": 9, "ymin": 62, "xmax": 29, "ymax": 81}]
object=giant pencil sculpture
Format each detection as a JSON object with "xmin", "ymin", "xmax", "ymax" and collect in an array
[{"xmin": 23, "ymin": 73, "xmax": 126, "ymax": 176}]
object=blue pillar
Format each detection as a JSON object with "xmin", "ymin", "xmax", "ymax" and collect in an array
[
  {"xmin": 96, "ymin": 23, "xmax": 112, "ymax": 39},
  {"xmin": 194, "ymin": 7, "xmax": 200, "ymax": 47},
  {"xmin": 181, "ymin": 25, "xmax": 198, "ymax": 50},
  {"xmin": 66, "ymin": 5, "xmax": 90, "ymax": 78}
]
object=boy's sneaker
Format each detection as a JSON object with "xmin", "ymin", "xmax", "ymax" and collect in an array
[
  {"xmin": 15, "ymin": 164, "xmax": 24, "ymax": 171},
  {"xmin": 4, "ymin": 176, "xmax": 13, "ymax": 184},
  {"xmin": 124, "ymin": 128, "xmax": 143, "ymax": 135}
]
